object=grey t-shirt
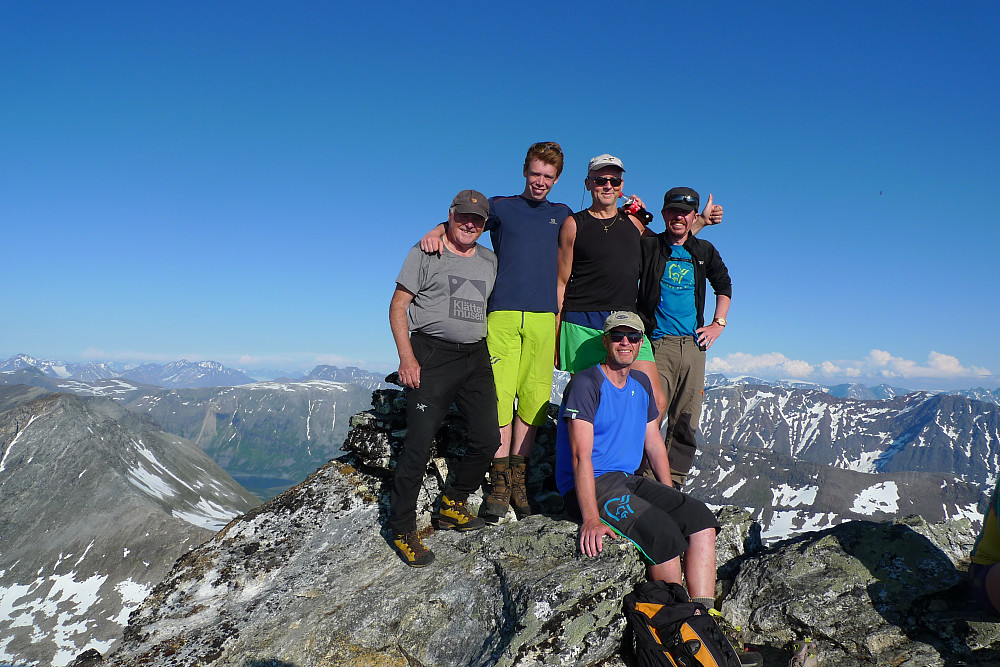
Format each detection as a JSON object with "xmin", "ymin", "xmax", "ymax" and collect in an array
[{"xmin": 395, "ymin": 243, "xmax": 497, "ymax": 344}]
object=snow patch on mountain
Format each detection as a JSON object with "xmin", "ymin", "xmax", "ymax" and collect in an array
[
  {"xmin": 762, "ymin": 510, "xmax": 840, "ymax": 542},
  {"xmin": 172, "ymin": 498, "xmax": 242, "ymax": 531},
  {"xmin": 0, "ymin": 568, "xmax": 115, "ymax": 667},
  {"xmin": 851, "ymin": 481, "xmax": 900, "ymax": 515},
  {"xmin": 772, "ymin": 483, "xmax": 818, "ymax": 508}
]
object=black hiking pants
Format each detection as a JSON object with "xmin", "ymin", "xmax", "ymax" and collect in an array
[{"xmin": 388, "ymin": 333, "xmax": 499, "ymax": 534}]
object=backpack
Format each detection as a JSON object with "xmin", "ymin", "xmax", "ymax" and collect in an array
[{"xmin": 623, "ymin": 580, "xmax": 743, "ymax": 667}]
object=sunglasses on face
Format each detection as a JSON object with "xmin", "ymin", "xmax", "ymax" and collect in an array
[
  {"xmin": 606, "ymin": 331, "xmax": 642, "ymax": 344},
  {"xmin": 664, "ymin": 194, "xmax": 699, "ymax": 207},
  {"xmin": 590, "ymin": 176, "xmax": 623, "ymax": 187}
]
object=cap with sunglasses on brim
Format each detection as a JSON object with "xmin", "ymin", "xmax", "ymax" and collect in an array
[
  {"xmin": 451, "ymin": 189, "xmax": 490, "ymax": 219},
  {"xmin": 603, "ymin": 311, "xmax": 645, "ymax": 334},
  {"xmin": 662, "ymin": 187, "xmax": 700, "ymax": 212},
  {"xmin": 587, "ymin": 154, "xmax": 625, "ymax": 173}
]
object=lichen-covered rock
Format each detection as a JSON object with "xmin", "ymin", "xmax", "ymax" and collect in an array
[
  {"xmin": 101, "ymin": 457, "xmax": 646, "ymax": 666},
  {"xmin": 724, "ymin": 516, "xmax": 1000, "ymax": 666},
  {"xmin": 90, "ymin": 390, "xmax": 999, "ymax": 667}
]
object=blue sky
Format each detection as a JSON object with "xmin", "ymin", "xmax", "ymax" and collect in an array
[{"xmin": 2, "ymin": 1, "xmax": 998, "ymax": 390}]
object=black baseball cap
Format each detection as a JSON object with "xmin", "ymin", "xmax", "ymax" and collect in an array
[{"xmin": 662, "ymin": 187, "xmax": 700, "ymax": 212}]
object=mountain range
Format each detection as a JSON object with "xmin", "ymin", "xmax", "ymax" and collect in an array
[
  {"xmin": 0, "ymin": 354, "xmax": 256, "ymax": 389},
  {"xmin": 0, "ymin": 367, "xmax": 374, "ymax": 499},
  {"xmin": 0, "ymin": 385, "xmax": 259, "ymax": 666},
  {"xmin": 1, "ymin": 355, "xmax": 999, "ymax": 665}
]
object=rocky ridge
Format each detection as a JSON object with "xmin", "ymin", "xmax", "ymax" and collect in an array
[{"xmin": 90, "ymin": 387, "xmax": 1000, "ymax": 666}]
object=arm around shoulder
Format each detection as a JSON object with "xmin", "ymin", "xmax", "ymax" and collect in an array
[{"xmin": 419, "ymin": 222, "xmax": 448, "ymax": 254}]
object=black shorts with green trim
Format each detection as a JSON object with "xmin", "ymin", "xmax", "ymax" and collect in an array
[{"xmin": 563, "ymin": 472, "xmax": 720, "ymax": 565}]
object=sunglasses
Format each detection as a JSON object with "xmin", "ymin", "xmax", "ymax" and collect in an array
[
  {"xmin": 590, "ymin": 176, "xmax": 623, "ymax": 187},
  {"xmin": 606, "ymin": 331, "xmax": 642, "ymax": 344},
  {"xmin": 664, "ymin": 194, "xmax": 699, "ymax": 207},
  {"xmin": 531, "ymin": 141, "xmax": 563, "ymax": 155}
]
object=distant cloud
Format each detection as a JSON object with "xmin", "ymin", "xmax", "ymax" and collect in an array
[
  {"xmin": 707, "ymin": 352, "xmax": 815, "ymax": 378},
  {"xmin": 708, "ymin": 349, "xmax": 993, "ymax": 384},
  {"xmin": 862, "ymin": 349, "xmax": 992, "ymax": 379}
]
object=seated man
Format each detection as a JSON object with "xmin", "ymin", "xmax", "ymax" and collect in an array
[
  {"xmin": 554, "ymin": 311, "xmax": 719, "ymax": 603},
  {"xmin": 387, "ymin": 190, "xmax": 499, "ymax": 567}
]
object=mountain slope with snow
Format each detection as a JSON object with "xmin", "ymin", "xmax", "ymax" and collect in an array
[{"xmin": 0, "ymin": 386, "xmax": 259, "ymax": 666}]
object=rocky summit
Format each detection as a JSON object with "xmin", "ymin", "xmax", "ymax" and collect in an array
[{"xmin": 87, "ymin": 387, "xmax": 1000, "ymax": 665}]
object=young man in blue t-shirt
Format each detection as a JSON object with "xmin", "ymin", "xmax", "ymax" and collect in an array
[
  {"xmin": 420, "ymin": 142, "xmax": 572, "ymax": 521},
  {"xmin": 555, "ymin": 311, "xmax": 720, "ymax": 601}
]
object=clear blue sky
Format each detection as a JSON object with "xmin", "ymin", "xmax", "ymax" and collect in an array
[{"xmin": 3, "ymin": 1, "xmax": 998, "ymax": 390}]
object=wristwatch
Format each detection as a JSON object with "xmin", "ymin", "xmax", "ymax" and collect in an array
[{"xmin": 713, "ymin": 317, "xmax": 727, "ymax": 327}]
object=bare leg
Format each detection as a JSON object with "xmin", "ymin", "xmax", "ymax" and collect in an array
[
  {"xmin": 510, "ymin": 414, "xmax": 537, "ymax": 457},
  {"xmin": 497, "ymin": 421, "xmax": 513, "ymax": 458},
  {"xmin": 647, "ymin": 556, "xmax": 683, "ymax": 585},
  {"xmin": 682, "ymin": 528, "xmax": 717, "ymax": 599},
  {"xmin": 986, "ymin": 562, "xmax": 1000, "ymax": 613}
]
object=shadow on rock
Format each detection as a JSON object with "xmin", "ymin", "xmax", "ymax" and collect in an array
[
  {"xmin": 722, "ymin": 515, "xmax": 1000, "ymax": 666},
  {"xmin": 840, "ymin": 516, "xmax": 1000, "ymax": 666}
]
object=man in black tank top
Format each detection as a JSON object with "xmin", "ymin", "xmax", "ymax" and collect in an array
[
  {"xmin": 556, "ymin": 154, "xmax": 665, "ymax": 421},
  {"xmin": 556, "ymin": 154, "xmax": 724, "ymax": 442}
]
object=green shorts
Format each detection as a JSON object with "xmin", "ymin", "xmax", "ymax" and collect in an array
[
  {"xmin": 558, "ymin": 312, "xmax": 653, "ymax": 373},
  {"xmin": 486, "ymin": 310, "xmax": 556, "ymax": 427}
]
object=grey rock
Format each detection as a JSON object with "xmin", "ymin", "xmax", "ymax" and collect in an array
[
  {"xmin": 724, "ymin": 515, "xmax": 1000, "ymax": 666},
  {"xmin": 102, "ymin": 458, "xmax": 646, "ymax": 666},
  {"xmin": 94, "ymin": 389, "xmax": 1000, "ymax": 666}
]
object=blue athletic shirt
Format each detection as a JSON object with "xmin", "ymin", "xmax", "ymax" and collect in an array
[
  {"xmin": 486, "ymin": 194, "xmax": 572, "ymax": 314},
  {"xmin": 651, "ymin": 244, "xmax": 697, "ymax": 338},
  {"xmin": 555, "ymin": 364, "xmax": 658, "ymax": 495}
]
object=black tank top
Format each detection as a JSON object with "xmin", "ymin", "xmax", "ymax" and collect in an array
[{"xmin": 562, "ymin": 209, "xmax": 641, "ymax": 312}]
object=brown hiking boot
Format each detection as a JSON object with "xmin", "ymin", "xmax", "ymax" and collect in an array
[
  {"xmin": 509, "ymin": 459, "xmax": 533, "ymax": 518},
  {"xmin": 393, "ymin": 531, "xmax": 435, "ymax": 567},
  {"xmin": 435, "ymin": 494, "xmax": 486, "ymax": 531},
  {"xmin": 482, "ymin": 460, "xmax": 511, "ymax": 521}
]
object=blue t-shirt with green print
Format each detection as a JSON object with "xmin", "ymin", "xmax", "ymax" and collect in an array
[{"xmin": 651, "ymin": 244, "xmax": 697, "ymax": 338}]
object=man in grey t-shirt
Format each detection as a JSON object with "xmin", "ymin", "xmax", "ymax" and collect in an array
[{"xmin": 387, "ymin": 190, "xmax": 500, "ymax": 567}]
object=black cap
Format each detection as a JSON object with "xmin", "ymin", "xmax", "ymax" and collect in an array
[{"xmin": 662, "ymin": 187, "xmax": 700, "ymax": 212}]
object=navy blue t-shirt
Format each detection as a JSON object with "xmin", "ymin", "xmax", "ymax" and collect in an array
[
  {"xmin": 486, "ymin": 194, "xmax": 571, "ymax": 313},
  {"xmin": 555, "ymin": 365, "xmax": 658, "ymax": 495}
]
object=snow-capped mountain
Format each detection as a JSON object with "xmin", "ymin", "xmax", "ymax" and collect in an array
[
  {"xmin": 0, "ymin": 367, "xmax": 378, "ymax": 499},
  {"xmin": 119, "ymin": 359, "xmax": 256, "ymax": 388},
  {"xmin": 124, "ymin": 380, "xmax": 374, "ymax": 498},
  {"xmin": 686, "ymin": 382, "xmax": 1000, "ymax": 540},
  {"xmin": 302, "ymin": 365, "xmax": 390, "ymax": 391},
  {"xmin": 954, "ymin": 387, "xmax": 1000, "ymax": 406},
  {"xmin": 0, "ymin": 354, "xmax": 255, "ymax": 388},
  {"xmin": 0, "ymin": 353, "xmax": 122, "ymax": 381},
  {"xmin": 0, "ymin": 385, "xmax": 259, "ymax": 667},
  {"xmin": 699, "ymin": 384, "xmax": 1000, "ymax": 486}
]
